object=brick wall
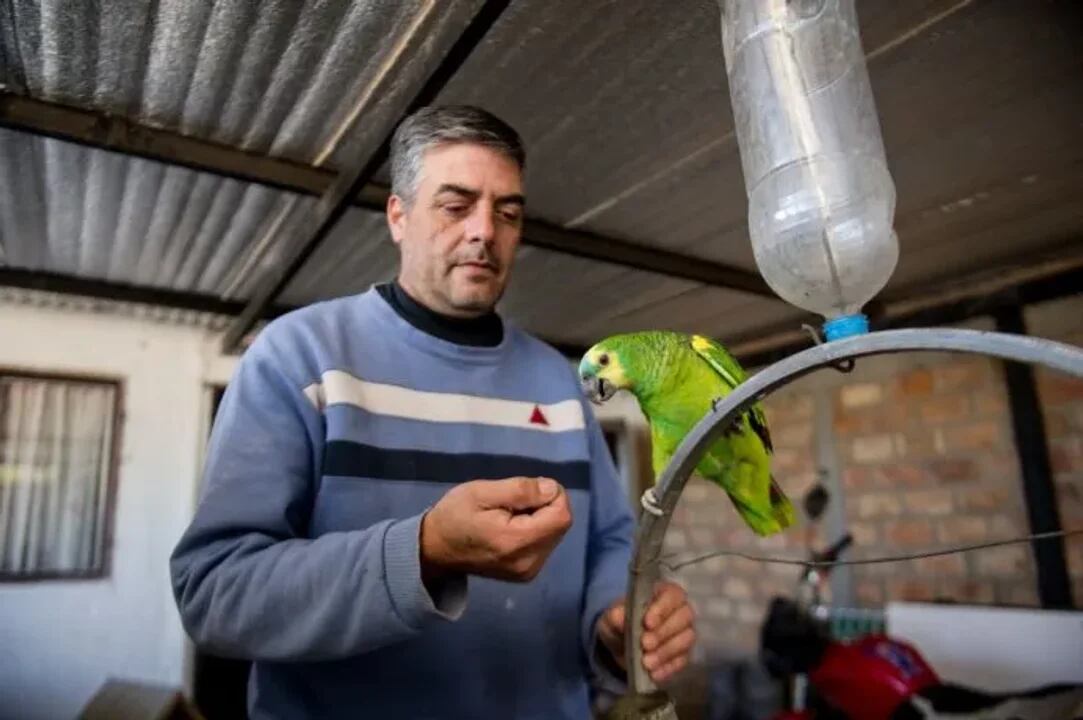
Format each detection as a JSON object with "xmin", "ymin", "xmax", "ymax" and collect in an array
[
  {"xmin": 664, "ymin": 302, "xmax": 1083, "ymax": 662},
  {"xmin": 835, "ymin": 355, "xmax": 1038, "ymax": 609}
]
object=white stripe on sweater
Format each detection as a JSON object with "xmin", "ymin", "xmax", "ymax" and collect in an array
[{"xmin": 302, "ymin": 370, "xmax": 586, "ymax": 433}]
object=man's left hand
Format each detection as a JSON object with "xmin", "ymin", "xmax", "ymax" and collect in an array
[{"xmin": 596, "ymin": 581, "xmax": 696, "ymax": 685}]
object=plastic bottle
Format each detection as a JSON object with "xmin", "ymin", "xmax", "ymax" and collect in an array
[{"xmin": 718, "ymin": 0, "xmax": 898, "ymax": 340}]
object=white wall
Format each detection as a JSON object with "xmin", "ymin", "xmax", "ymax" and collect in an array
[{"xmin": 0, "ymin": 300, "xmax": 236, "ymax": 720}]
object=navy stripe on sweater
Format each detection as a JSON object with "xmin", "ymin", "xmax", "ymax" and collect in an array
[
  {"xmin": 324, "ymin": 440, "xmax": 591, "ymax": 491},
  {"xmin": 324, "ymin": 405, "xmax": 588, "ymax": 463}
]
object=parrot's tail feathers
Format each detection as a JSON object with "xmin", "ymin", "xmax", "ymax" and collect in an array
[{"xmin": 768, "ymin": 476, "xmax": 796, "ymax": 532}]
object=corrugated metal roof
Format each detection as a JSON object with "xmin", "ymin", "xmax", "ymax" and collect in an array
[
  {"xmin": 1, "ymin": 0, "xmax": 483, "ymax": 166},
  {"xmin": 280, "ymin": 208, "xmax": 398, "ymax": 305},
  {"xmin": 429, "ymin": 0, "xmax": 1083, "ymax": 290},
  {"xmin": 0, "ymin": 127, "xmax": 312, "ymax": 296},
  {"xmin": 423, "ymin": 1, "xmax": 983, "ymax": 237},
  {"xmin": 1, "ymin": 0, "xmax": 1081, "ymax": 350},
  {"xmin": 0, "ymin": 0, "xmax": 488, "ymax": 300}
]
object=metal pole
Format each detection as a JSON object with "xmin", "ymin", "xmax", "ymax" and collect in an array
[{"xmin": 994, "ymin": 307, "xmax": 1074, "ymax": 608}]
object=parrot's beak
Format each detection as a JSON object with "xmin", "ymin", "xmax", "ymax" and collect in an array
[{"xmin": 580, "ymin": 375, "xmax": 616, "ymax": 405}]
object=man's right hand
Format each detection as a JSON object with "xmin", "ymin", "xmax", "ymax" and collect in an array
[{"xmin": 420, "ymin": 477, "xmax": 572, "ymax": 583}]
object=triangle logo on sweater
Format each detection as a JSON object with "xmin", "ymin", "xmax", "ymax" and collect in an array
[{"xmin": 529, "ymin": 405, "xmax": 549, "ymax": 426}]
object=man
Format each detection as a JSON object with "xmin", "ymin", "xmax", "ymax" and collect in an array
[{"xmin": 170, "ymin": 105, "xmax": 695, "ymax": 719}]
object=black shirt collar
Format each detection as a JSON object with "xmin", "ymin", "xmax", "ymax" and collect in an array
[{"xmin": 376, "ymin": 280, "xmax": 504, "ymax": 348}]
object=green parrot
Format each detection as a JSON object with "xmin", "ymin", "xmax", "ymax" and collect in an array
[{"xmin": 578, "ymin": 330, "xmax": 795, "ymax": 536}]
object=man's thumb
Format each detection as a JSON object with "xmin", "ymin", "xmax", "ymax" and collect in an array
[{"xmin": 606, "ymin": 603, "xmax": 626, "ymax": 633}]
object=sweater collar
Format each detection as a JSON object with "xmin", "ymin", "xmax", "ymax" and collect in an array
[{"xmin": 375, "ymin": 280, "xmax": 504, "ymax": 348}]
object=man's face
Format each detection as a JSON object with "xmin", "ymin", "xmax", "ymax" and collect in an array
[{"xmin": 387, "ymin": 142, "xmax": 524, "ymax": 318}]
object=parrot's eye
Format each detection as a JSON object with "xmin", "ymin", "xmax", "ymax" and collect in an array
[{"xmin": 598, "ymin": 353, "xmax": 610, "ymax": 367}]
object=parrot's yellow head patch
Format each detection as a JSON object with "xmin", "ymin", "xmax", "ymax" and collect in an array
[{"xmin": 578, "ymin": 343, "xmax": 631, "ymax": 405}]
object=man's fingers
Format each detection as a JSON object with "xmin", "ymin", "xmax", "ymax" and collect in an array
[
  {"xmin": 641, "ymin": 583, "xmax": 695, "ymax": 684},
  {"xmin": 650, "ymin": 654, "xmax": 689, "ymax": 684},
  {"xmin": 471, "ymin": 482, "xmax": 569, "ymax": 582},
  {"xmin": 506, "ymin": 486, "xmax": 571, "ymax": 538},
  {"xmin": 639, "ymin": 581, "xmax": 695, "ymax": 682},
  {"xmin": 477, "ymin": 477, "xmax": 560, "ymax": 512},
  {"xmin": 526, "ymin": 488, "xmax": 571, "ymax": 527},
  {"xmin": 644, "ymin": 582, "xmax": 688, "ymax": 630},
  {"xmin": 641, "ymin": 604, "xmax": 694, "ymax": 652},
  {"xmin": 644, "ymin": 627, "xmax": 695, "ymax": 670}
]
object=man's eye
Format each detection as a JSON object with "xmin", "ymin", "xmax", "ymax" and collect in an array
[
  {"xmin": 442, "ymin": 205, "xmax": 468, "ymax": 216},
  {"xmin": 499, "ymin": 209, "xmax": 522, "ymax": 224}
]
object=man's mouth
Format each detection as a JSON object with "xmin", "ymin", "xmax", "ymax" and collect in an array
[{"xmin": 457, "ymin": 259, "xmax": 497, "ymax": 271}]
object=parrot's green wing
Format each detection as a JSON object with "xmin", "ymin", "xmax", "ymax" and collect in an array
[
  {"xmin": 689, "ymin": 333, "xmax": 794, "ymax": 536},
  {"xmin": 689, "ymin": 334, "xmax": 773, "ymax": 453}
]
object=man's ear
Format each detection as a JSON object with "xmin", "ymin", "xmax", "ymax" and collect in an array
[{"xmin": 387, "ymin": 194, "xmax": 408, "ymax": 244}]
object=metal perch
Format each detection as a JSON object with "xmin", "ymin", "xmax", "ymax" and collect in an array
[{"xmin": 620, "ymin": 328, "xmax": 1083, "ymax": 715}]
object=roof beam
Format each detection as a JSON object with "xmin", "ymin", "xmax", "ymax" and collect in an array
[
  {"xmin": 520, "ymin": 220, "xmax": 770, "ymax": 296},
  {"xmin": 0, "ymin": 92, "xmax": 773, "ymax": 330},
  {"xmin": 0, "ymin": 92, "xmax": 333, "ymax": 196},
  {"xmin": 0, "ymin": 267, "xmax": 291, "ymax": 318},
  {"xmin": 550, "ymin": 251, "xmax": 1083, "ymax": 364},
  {"xmin": 734, "ymin": 250, "xmax": 1083, "ymax": 368}
]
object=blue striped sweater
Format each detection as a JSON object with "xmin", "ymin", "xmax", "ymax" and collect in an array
[{"xmin": 170, "ymin": 287, "xmax": 635, "ymax": 719}]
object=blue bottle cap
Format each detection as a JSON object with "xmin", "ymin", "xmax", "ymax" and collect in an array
[{"xmin": 823, "ymin": 313, "xmax": 869, "ymax": 341}]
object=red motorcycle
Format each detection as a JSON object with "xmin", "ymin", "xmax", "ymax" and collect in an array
[{"xmin": 759, "ymin": 486, "xmax": 1083, "ymax": 720}]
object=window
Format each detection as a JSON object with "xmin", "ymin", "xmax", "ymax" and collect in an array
[{"xmin": 0, "ymin": 371, "xmax": 121, "ymax": 580}]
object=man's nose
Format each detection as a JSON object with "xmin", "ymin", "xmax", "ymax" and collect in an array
[{"xmin": 463, "ymin": 204, "xmax": 495, "ymax": 244}]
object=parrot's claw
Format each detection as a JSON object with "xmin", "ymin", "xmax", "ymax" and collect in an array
[
  {"xmin": 640, "ymin": 488, "xmax": 665, "ymax": 517},
  {"xmin": 711, "ymin": 396, "xmax": 723, "ymax": 413}
]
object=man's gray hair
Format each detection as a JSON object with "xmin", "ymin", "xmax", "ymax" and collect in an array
[{"xmin": 389, "ymin": 105, "xmax": 525, "ymax": 204}]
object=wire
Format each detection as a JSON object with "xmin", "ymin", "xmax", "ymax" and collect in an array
[{"xmin": 658, "ymin": 528, "xmax": 1083, "ymax": 573}]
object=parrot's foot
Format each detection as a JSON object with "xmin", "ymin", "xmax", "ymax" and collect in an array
[{"xmin": 640, "ymin": 488, "xmax": 665, "ymax": 517}]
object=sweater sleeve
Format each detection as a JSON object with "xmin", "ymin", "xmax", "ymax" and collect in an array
[
  {"xmin": 169, "ymin": 328, "xmax": 466, "ymax": 662},
  {"xmin": 578, "ymin": 403, "xmax": 637, "ymax": 692}
]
